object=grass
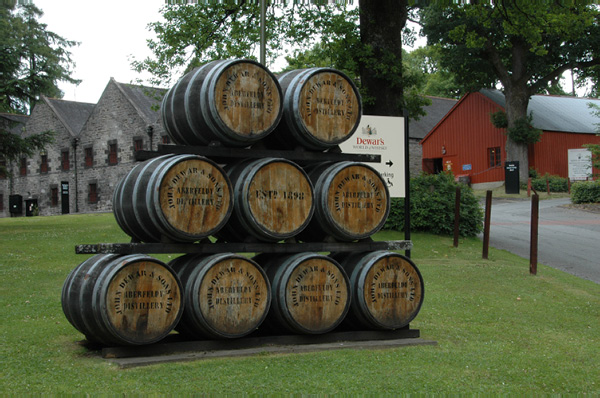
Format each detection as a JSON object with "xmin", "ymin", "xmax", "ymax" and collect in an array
[
  {"xmin": 472, "ymin": 185, "xmax": 571, "ymax": 200},
  {"xmin": 1, "ymin": 213, "xmax": 599, "ymax": 394}
]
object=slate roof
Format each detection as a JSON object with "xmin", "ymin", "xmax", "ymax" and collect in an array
[
  {"xmin": 44, "ymin": 97, "xmax": 95, "ymax": 137},
  {"xmin": 115, "ymin": 80, "xmax": 167, "ymax": 125},
  {"xmin": 481, "ymin": 89, "xmax": 600, "ymax": 134},
  {"xmin": 410, "ymin": 96, "xmax": 457, "ymax": 140}
]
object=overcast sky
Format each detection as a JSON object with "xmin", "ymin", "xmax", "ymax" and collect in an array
[{"xmin": 35, "ymin": 0, "xmax": 165, "ymax": 104}]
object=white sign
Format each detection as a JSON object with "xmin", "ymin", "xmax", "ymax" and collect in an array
[
  {"xmin": 339, "ymin": 115, "xmax": 405, "ymax": 198},
  {"xmin": 568, "ymin": 148, "xmax": 592, "ymax": 181}
]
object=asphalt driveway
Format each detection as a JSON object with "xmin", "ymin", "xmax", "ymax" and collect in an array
[{"xmin": 482, "ymin": 197, "xmax": 600, "ymax": 284}]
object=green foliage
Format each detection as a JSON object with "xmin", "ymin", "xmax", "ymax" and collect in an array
[
  {"xmin": 490, "ymin": 110, "xmax": 508, "ymax": 129},
  {"xmin": 384, "ymin": 172, "xmax": 483, "ymax": 237},
  {"xmin": 0, "ymin": 3, "xmax": 79, "ymax": 113},
  {"xmin": 507, "ymin": 114, "xmax": 542, "ymax": 145},
  {"xmin": 403, "ymin": 44, "xmax": 463, "ymax": 99},
  {"xmin": 0, "ymin": 128, "xmax": 54, "ymax": 176},
  {"xmin": 132, "ymin": 2, "xmax": 428, "ymax": 118},
  {"xmin": 585, "ymin": 144, "xmax": 600, "ymax": 177},
  {"xmin": 571, "ymin": 180, "xmax": 600, "ymax": 204},
  {"xmin": 531, "ymin": 174, "xmax": 569, "ymax": 193},
  {"xmin": 132, "ymin": 3, "xmax": 359, "ymax": 87}
]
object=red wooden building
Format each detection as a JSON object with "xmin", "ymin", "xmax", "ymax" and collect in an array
[{"xmin": 420, "ymin": 90, "xmax": 600, "ymax": 187}]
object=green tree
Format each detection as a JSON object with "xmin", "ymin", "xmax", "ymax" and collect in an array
[
  {"xmin": 0, "ymin": 2, "xmax": 80, "ymax": 114},
  {"xmin": 421, "ymin": 2, "xmax": 600, "ymax": 181},
  {"xmin": 403, "ymin": 45, "xmax": 462, "ymax": 99},
  {"xmin": 132, "ymin": 1, "xmax": 428, "ymax": 118}
]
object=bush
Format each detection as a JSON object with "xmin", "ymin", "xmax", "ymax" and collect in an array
[
  {"xmin": 384, "ymin": 172, "xmax": 483, "ymax": 237},
  {"xmin": 531, "ymin": 173, "xmax": 569, "ymax": 193},
  {"xmin": 571, "ymin": 180, "xmax": 600, "ymax": 204}
]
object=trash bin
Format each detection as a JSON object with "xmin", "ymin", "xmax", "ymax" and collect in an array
[{"xmin": 25, "ymin": 199, "xmax": 38, "ymax": 217}]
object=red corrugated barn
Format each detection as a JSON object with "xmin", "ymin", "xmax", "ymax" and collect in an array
[{"xmin": 420, "ymin": 89, "xmax": 600, "ymax": 187}]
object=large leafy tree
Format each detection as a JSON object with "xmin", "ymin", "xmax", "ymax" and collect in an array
[
  {"xmin": 421, "ymin": 2, "xmax": 600, "ymax": 181},
  {"xmin": 132, "ymin": 1, "xmax": 428, "ymax": 118},
  {"xmin": 1, "ymin": 2, "xmax": 80, "ymax": 114}
]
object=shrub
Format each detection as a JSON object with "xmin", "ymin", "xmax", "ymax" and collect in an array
[
  {"xmin": 571, "ymin": 180, "xmax": 600, "ymax": 204},
  {"xmin": 531, "ymin": 173, "xmax": 569, "ymax": 193},
  {"xmin": 384, "ymin": 172, "xmax": 483, "ymax": 237}
]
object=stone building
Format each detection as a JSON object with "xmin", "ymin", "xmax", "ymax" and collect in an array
[{"xmin": 0, "ymin": 79, "xmax": 167, "ymax": 218}]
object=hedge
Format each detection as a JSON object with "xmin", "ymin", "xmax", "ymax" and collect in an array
[
  {"xmin": 571, "ymin": 180, "xmax": 600, "ymax": 204},
  {"xmin": 384, "ymin": 172, "xmax": 483, "ymax": 237}
]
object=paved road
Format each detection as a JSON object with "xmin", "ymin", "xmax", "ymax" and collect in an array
[{"xmin": 482, "ymin": 197, "xmax": 600, "ymax": 284}]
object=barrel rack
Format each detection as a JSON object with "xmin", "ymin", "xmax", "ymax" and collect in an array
[
  {"xmin": 73, "ymin": 144, "xmax": 427, "ymax": 366},
  {"xmin": 77, "ymin": 144, "xmax": 412, "ymax": 255}
]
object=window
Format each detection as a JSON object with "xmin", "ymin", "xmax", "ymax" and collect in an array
[
  {"xmin": 108, "ymin": 143, "xmax": 118, "ymax": 165},
  {"xmin": 133, "ymin": 138, "xmax": 144, "ymax": 153},
  {"xmin": 88, "ymin": 183, "xmax": 98, "ymax": 204},
  {"xmin": 61, "ymin": 150, "xmax": 70, "ymax": 171},
  {"xmin": 51, "ymin": 187, "xmax": 59, "ymax": 207},
  {"xmin": 20, "ymin": 157, "xmax": 27, "ymax": 176},
  {"xmin": 85, "ymin": 147, "xmax": 93, "ymax": 168},
  {"xmin": 162, "ymin": 135, "xmax": 170, "ymax": 145},
  {"xmin": 0, "ymin": 193, "xmax": 3, "ymax": 212},
  {"xmin": 488, "ymin": 147, "xmax": 501, "ymax": 168},
  {"xmin": 40, "ymin": 154, "xmax": 48, "ymax": 174}
]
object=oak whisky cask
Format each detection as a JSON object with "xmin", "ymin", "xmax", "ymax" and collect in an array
[
  {"xmin": 217, "ymin": 158, "xmax": 314, "ymax": 242},
  {"xmin": 61, "ymin": 254, "xmax": 183, "ymax": 346},
  {"xmin": 161, "ymin": 59, "xmax": 283, "ymax": 147},
  {"xmin": 333, "ymin": 251, "xmax": 424, "ymax": 330},
  {"xmin": 169, "ymin": 253, "xmax": 271, "ymax": 339},
  {"xmin": 298, "ymin": 161, "xmax": 390, "ymax": 242},
  {"xmin": 113, "ymin": 154, "xmax": 233, "ymax": 243},
  {"xmin": 268, "ymin": 68, "xmax": 362, "ymax": 150},
  {"xmin": 256, "ymin": 252, "xmax": 351, "ymax": 334}
]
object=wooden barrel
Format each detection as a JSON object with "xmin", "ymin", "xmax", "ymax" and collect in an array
[
  {"xmin": 268, "ymin": 68, "xmax": 362, "ymax": 150},
  {"xmin": 113, "ymin": 154, "xmax": 233, "ymax": 243},
  {"xmin": 256, "ymin": 252, "xmax": 351, "ymax": 334},
  {"xmin": 61, "ymin": 254, "xmax": 183, "ymax": 346},
  {"xmin": 169, "ymin": 253, "xmax": 271, "ymax": 339},
  {"xmin": 161, "ymin": 59, "xmax": 283, "ymax": 147},
  {"xmin": 298, "ymin": 161, "xmax": 390, "ymax": 242},
  {"xmin": 217, "ymin": 158, "xmax": 314, "ymax": 242},
  {"xmin": 332, "ymin": 251, "xmax": 424, "ymax": 330}
]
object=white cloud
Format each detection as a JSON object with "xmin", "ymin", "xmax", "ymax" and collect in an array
[{"xmin": 35, "ymin": 0, "xmax": 165, "ymax": 103}]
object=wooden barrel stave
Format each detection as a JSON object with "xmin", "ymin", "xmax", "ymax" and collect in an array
[
  {"xmin": 256, "ymin": 252, "xmax": 351, "ymax": 334},
  {"xmin": 332, "ymin": 251, "xmax": 424, "ymax": 330},
  {"xmin": 161, "ymin": 59, "xmax": 283, "ymax": 147},
  {"xmin": 267, "ymin": 68, "xmax": 362, "ymax": 150},
  {"xmin": 169, "ymin": 253, "xmax": 271, "ymax": 339},
  {"xmin": 62, "ymin": 254, "xmax": 184, "ymax": 346},
  {"xmin": 217, "ymin": 158, "xmax": 314, "ymax": 242},
  {"xmin": 112, "ymin": 154, "xmax": 233, "ymax": 243},
  {"xmin": 298, "ymin": 161, "xmax": 390, "ymax": 242}
]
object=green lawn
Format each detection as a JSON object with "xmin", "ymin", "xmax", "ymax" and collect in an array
[{"xmin": 1, "ymin": 213, "xmax": 598, "ymax": 394}]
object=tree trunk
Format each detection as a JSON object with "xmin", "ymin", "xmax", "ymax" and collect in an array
[
  {"xmin": 358, "ymin": 0, "xmax": 407, "ymax": 116},
  {"xmin": 503, "ymin": 85, "xmax": 531, "ymax": 183}
]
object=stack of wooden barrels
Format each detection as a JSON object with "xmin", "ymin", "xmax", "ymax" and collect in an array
[{"xmin": 62, "ymin": 59, "xmax": 424, "ymax": 347}]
